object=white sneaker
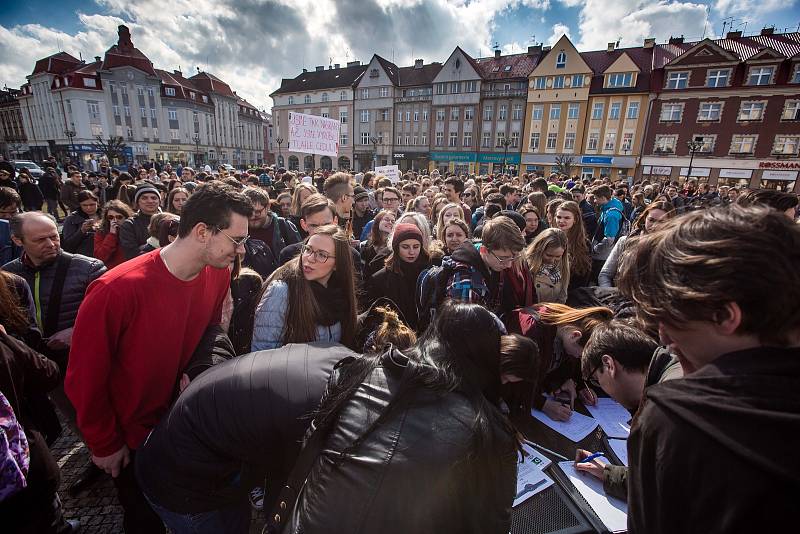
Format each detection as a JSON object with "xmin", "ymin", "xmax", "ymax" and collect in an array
[{"xmin": 249, "ymin": 486, "xmax": 265, "ymax": 510}]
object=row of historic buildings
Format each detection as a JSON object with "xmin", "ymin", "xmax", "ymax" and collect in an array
[
  {"xmin": 5, "ymin": 25, "xmax": 273, "ymax": 169},
  {"xmin": 271, "ymin": 29, "xmax": 800, "ymax": 192}
]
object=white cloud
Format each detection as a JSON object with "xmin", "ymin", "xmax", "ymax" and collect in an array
[
  {"xmin": 548, "ymin": 23, "xmax": 571, "ymax": 45},
  {"xmin": 714, "ymin": 0, "xmax": 790, "ymax": 19}
]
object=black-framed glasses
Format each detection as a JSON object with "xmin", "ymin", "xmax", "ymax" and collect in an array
[
  {"xmin": 301, "ymin": 244, "xmax": 334, "ymax": 264},
  {"xmin": 383, "ymin": 197, "xmax": 400, "ymax": 203},
  {"xmin": 489, "ymin": 250, "xmax": 520, "ymax": 265},
  {"xmin": 215, "ymin": 227, "xmax": 249, "ymax": 247},
  {"xmin": 584, "ymin": 363, "xmax": 603, "ymax": 388}
]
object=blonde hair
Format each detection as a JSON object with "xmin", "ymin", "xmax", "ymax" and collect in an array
[
  {"xmin": 526, "ymin": 228, "xmax": 570, "ymax": 288},
  {"xmin": 372, "ymin": 306, "xmax": 417, "ymax": 351}
]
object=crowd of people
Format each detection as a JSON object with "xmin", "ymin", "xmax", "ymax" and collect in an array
[{"xmin": 0, "ymin": 157, "xmax": 798, "ymax": 534}]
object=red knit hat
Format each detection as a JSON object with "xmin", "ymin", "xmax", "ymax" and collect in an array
[{"xmin": 391, "ymin": 223, "xmax": 423, "ymax": 253}]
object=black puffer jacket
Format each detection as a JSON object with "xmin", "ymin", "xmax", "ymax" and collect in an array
[
  {"xmin": 1, "ymin": 251, "xmax": 106, "ymax": 336},
  {"xmin": 61, "ymin": 210, "xmax": 96, "ymax": 258},
  {"xmin": 119, "ymin": 212, "xmax": 153, "ymax": 259},
  {"xmin": 286, "ymin": 349, "xmax": 517, "ymax": 534}
]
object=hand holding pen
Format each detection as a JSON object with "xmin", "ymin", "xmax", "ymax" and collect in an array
[{"xmin": 574, "ymin": 449, "xmax": 608, "ymax": 482}]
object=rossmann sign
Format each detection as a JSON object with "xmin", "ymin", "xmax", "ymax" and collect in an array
[{"xmin": 759, "ymin": 161, "xmax": 800, "ymax": 169}]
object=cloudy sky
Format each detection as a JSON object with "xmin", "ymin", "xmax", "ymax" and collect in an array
[{"xmin": 2, "ymin": 0, "xmax": 798, "ymax": 111}]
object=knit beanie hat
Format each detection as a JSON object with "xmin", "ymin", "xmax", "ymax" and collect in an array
[
  {"xmin": 391, "ymin": 223, "xmax": 423, "ymax": 254},
  {"xmin": 497, "ymin": 210, "xmax": 527, "ymax": 232},
  {"xmin": 134, "ymin": 182, "xmax": 161, "ymax": 205},
  {"xmin": 353, "ymin": 186, "xmax": 369, "ymax": 202}
]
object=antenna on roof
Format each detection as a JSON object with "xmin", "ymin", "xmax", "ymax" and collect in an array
[
  {"xmin": 741, "ymin": 21, "xmax": 748, "ymax": 35},
  {"xmin": 721, "ymin": 17, "xmax": 737, "ymax": 36},
  {"xmin": 493, "ymin": 41, "xmax": 500, "ymax": 51},
  {"xmin": 616, "ymin": 37, "xmax": 621, "ymax": 48},
  {"xmin": 196, "ymin": 66, "xmax": 200, "ymax": 73}
]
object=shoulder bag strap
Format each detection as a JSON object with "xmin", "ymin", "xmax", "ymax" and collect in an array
[{"xmin": 43, "ymin": 254, "xmax": 72, "ymax": 337}]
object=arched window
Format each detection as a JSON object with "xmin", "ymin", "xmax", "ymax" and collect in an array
[
  {"xmin": 288, "ymin": 155, "xmax": 299, "ymax": 170},
  {"xmin": 556, "ymin": 51, "xmax": 567, "ymax": 69},
  {"xmin": 320, "ymin": 156, "xmax": 332, "ymax": 170},
  {"xmin": 304, "ymin": 155, "xmax": 314, "ymax": 170},
  {"xmin": 338, "ymin": 156, "xmax": 350, "ymax": 170}
]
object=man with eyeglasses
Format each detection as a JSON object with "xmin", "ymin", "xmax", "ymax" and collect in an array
[
  {"xmin": 66, "ymin": 182, "xmax": 253, "ymax": 534},
  {"xmin": 574, "ymin": 320, "xmax": 682, "ymax": 501},
  {"xmin": 358, "ymin": 186, "xmax": 402, "ymax": 241}
]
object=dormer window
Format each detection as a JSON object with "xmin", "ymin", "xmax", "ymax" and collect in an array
[
  {"xmin": 370, "ymin": 69, "xmax": 379, "ymax": 78},
  {"xmin": 556, "ymin": 51, "xmax": 567, "ymax": 69},
  {"xmin": 747, "ymin": 66, "xmax": 774, "ymax": 86},
  {"xmin": 666, "ymin": 71, "xmax": 689, "ymax": 89},
  {"xmin": 607, "ymin": 73, "xmax": 633, "ymax": 88},
  {"xmin": 165, "ymin": 87, "xmax": 176, "ymax": 96},
  {"xmin": 189, "ymin": 91, "xmax": 196, "ymax": 100},
  {"xmin": 503, "ymin": 65, "xmax": 512, "ymax": 72},
  {"xmin": 84, "ymin": 77, "xmax": 97, "ymax": 88}
]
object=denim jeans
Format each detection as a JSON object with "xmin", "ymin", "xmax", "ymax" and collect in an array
[{"xmin": 144, "ymin": 493, "xmax": 251, "ymax": 534}]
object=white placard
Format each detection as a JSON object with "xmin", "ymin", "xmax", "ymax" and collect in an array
[
  {"xmin": 287, "ymin": 112, "xmax": 340, "ymax": 158},
  {"xmin": 375, "ymin": 164, "xmax": 400, "ymax": 184},
  {"xmin": 719, "ymin": 168, "xmax": 752, "ymax": 179},
  {"xmin": 761, "ymin": 170, "xmax": 798, "ymax": 180},
  {"xmin": 649, "ymin": 166, "xmax": 672, "ymax": 175}
]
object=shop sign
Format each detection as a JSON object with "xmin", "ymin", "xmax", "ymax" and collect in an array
[
  {"xmin": 759, "ymin": 161, "xmax": 800, "ymax": 170},
  {"xmin": 761, "ymin": 170, "xmax": 798, "ymax": 180},
  {"xmin": 646, "ymin": 166, "xmax": 672, "ymax": 175},
  {"xmin": 679, "ymin": 167, "xmax": 710, "ymax": 177},
  {"xmin": 430, "ymin": 152, "xmax": 477, "ymax": 162},
  {"xmin": 477, "ymin": 152, "xmax": 521, "ymax": 164},
  {"xmin": 581, "ymin": 156, "xmax": 613, "ymax": 165},
  {"xmin": 719, "ymin": 169, "xmax": 752, "ymax": 179}
]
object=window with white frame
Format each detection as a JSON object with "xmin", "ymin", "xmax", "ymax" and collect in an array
[
  {"xmin": 550, "ymin": 105, "xmax": 561, "ymax": 120},
  {"xmin": 405, "ymin": 111, "xmax": 411, "ymax": 122},
  {"xmin": 604, "ymin": 132, "xmax": 617, "ymax": 150},
  {"xmin": 360, "ymin": 110, "xmax": 370, "ymax": 123},
  {"xmin": 304, "ymin": 95, "xmax": 311, "ymax": 104},
  {"xmin": 152, "ymin": 127, "xmax": 159, "ymax": 139},
  {"xmin": 405, "ymin": 135, "xmax": 410, "ymax": 145},
  {"xmin": 464, "ymin": 132, "xmax": 472, "ymax": 147},
  {"xmin": 773, "ymin": 136, "xmax": 800, "ymax": 155},
  {"xmin": 123, "ymin": 106, "xmax": 130, "ymax": 117},
  {"xmin": 450, "ymin": 82, "xmax": 461, "ymax": 94},
  {"xmin": 340, "ymin": 110, "xmax": 348, "ymax": 123},
  {"xmin": 511, "ymin": 131, "xmax": 520, "ymax": 148},
  {"xmin": 698, "ymin": 102, "xmax": 722, "ymax": 121},
  {"xmin": 483, "ymin": 106, "xmax": 493, "ymax": 121},
  {"xmin": 546, "ymin": 133, "xmax": 558, "ymax": 150},
  {"xmin": 621, "ymin": 132, "xmax": 633, "ymax": 152},
  {"xmin": 592, "ymin": 102, "xmax": 604, "ymax": 120},
  {"xmin": 436, "ymin": 83, "xmax": 446, "ymax": 95},
  {"xmin": 587, "ymin": 132, "xmax": 599, "ymax": 150},
  {"xmin": 666, "ymin": 71, "xmax": 689, "ymax": 89},
  {"xmin": 465, "ymin": 107, "xmax": 474, "ymax": 120},
  {"xmin": 380, "ymin": 87, "xmax": 389, "ymax": 98},
  {"xmin": 449, "ymin": 131, "xmax": 458, "ymax": 147},
  {"xmin": 87, "ymin": 102, "xmax": 100, "ymax": 118},
  {"xmin": 534, "ymin": 77, "xmax": 546, "ymax": 90},
  {"xmin": 397, "ymin": 134, "xmax": 403, "ymax": 145},
  {"xmin": 482, "ymin": 131, "xmax": 491, "ymax": 147},
  {"xmin": 165, "ymin": 87, "xmax": 176, "ymax": 96},
  {"xmin": 512, "ymin": 104, "xmax": 523, "ymax": 120},
  {"xmin": 627, "ymin": 101, "xmax": 640, "ymax": 119},
  {"xmin": 572, "ymin": 74, "xmax": 584, "ymax": 88},
  {"xmin": 739, "ymin": 101, "xmax": 766, "ymax": 121},
  {"xmin": 421, "ymin": 132, "xmax": 427, "ymax": 144},
  {"xmin": 140, "ymin": 107, "xmax": 146, "ymax": 118},
  {"xmin": 147, "ymin": 87, "xmax": 155, "ymax": 97},
  {"xmin": 609, "ymin": 102, "xmax": 621, "ymax": 120},
  {"xmin": 340, "ymin": 133, "xmax": 348, "ymax": 146},
  {"xmin": 150, "ymin": 109, "xmax": 156, "ymax": 119},
  {"xmin": 361, "ymin": 88, "xmax": 369, "ymax": 99},
  {"xmin": 748, "ymin": 66, "xmax": 774, "ymax": 86},
  {"xmin": 660, "ymin": 103, "xmax": 683, "ymax": 122},
  {"xmin": 360, "ymin": 132, "xmax": 370, "ymax": 145},
  {"xmin": 654, "ymin": 134, "xmax": 677, "ymax": 152},
  {"xmin": 530, "ymin": 133, "xmax": 540, "ymax": 150},
  {"xmin": 380, "ymin": 109, "xmax": 389, "ymax": 121},
  {"xmin": 564, "ymin": 132, "xmax": 576, "ymax": 150},
  {"xmin": 532, "ymin": 105, "xmax": 543, "ymax": 120},
  {"xmin": 499, "ymin": 105, "xmax": 507, "ymax": 120},
  {"xmin": 792, "ymin": 64, "xmax": 800, "ymax": 83},
  {"xmin": 91, "ymin": 124, "xmax": 103, "ymax": 137},
  {"xmin": 288, "ymin": 96, "xmax": 294, "ymax": 105},
  {"xmin": 553, "ymin": 75, "xmax": 565, "ymax": 89},
  {"xmin": 495, "ymin": 131, "xmax": 506, "ymax": 147},
  {"xmin": 556, "ymin": 51, "xmax": 567, "ymax": 68},
  {"xmin": 321, "ymin": 93, "xmax": 328, "ymax": 102},
  {"xmin": 435, "ymin": 131, "xmax": 444, "ymax": 146},
  {"xmin": 422, "ymin": 109, "xmax": 429, "ymax": 121},
  {"xmin": 413, "ymin": 135, "xmax": 418, "ymax": 146},
  {"xmin": 707, "ymin": 69, "xmax": 730, "ymax": 87},
  {"xmin": 607, "ymin": 73, "xmax": 633, "ymax": 88},
  {"xmin": 730, "ymin": 134, "xmax": 756, "ymax": 154},
  {"xmin": 465, "ymin": 80, "xmax": 478, "ymax": 92},
  {"xmin": 170, "ymin": 129, "xmax": 179, "ymax": 140},
  {"xmin": 782, "ymin": 100, "xmax": 800, "ymax": 120},
  {"xmin": 410, "ymin": 110, "xmax": 418, "ymax": 122},
  {"xmin": 436, "ymin": 108, "xmax": 445, "ymax": 121},
  {"xmin": 450, "ymin": 107, "xmax": 459, "ymax": 121},
  {"xmin": 84, "ymin": 78, "xmax": 97, "ymax": 88},
  {"xmin": 340, "ymin": 91, "xmax": 346, "ymax": 101},
  {"xmin": 398, "ymin": 110, "xmax": 403, "ymax": 122},
  {"xmin": 567, "ymin": 103, "xmax": 579, "ymax": 119},
  {"xmin": 692, "ymin": 134, "xmax": 716, "ymax": 153}
]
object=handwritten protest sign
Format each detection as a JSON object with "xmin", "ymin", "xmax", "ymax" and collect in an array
[
  {"xmin": 375, "ymin": 164, "xmax": 400, "ymax": 184},
  {"xmin": 288, "ymin": 112, "xmax": 340, "ymax": 158}
]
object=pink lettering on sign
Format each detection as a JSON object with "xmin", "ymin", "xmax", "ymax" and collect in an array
[{"xmin": 288, "ymin": 112, "xmax": 341, "ymax": 158}]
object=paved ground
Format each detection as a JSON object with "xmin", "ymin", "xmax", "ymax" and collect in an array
[{"xmin": 54, "ymin": 424, "xmax": 265, "ymax": 533}]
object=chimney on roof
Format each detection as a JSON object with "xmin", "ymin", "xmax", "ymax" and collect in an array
[
  {"xmin": 414, "ymin": 59, "xmax": 424, "ymax": 69},
  {"xmin": 726, "ymin": 30, "xmax": 742, "ymax": 39},
  {"xmin": 527, "ymin": 45, "xmax": 542, "ymax": 55},
  {"xmin": 174, "ymin": 69, "xmax": 182, "ymax": 77},
  {"xmin": 117, "ymin": 25, "xmax": 133, "ymax": 50},
  {"xmin": 302, "ymin": 68, "xmax": 307, "ymax": 73},
  {"xmin": 542, "ymin": 46, "xmax": 551, "ymax": 52},
  {"xmin": 334, "ymin": 63, "xmax": 340, "ymax": 69},
  {"xmin": 761, "ymin": 27, "xmax": 775, "ymax": 36},
  {"xmin": 315, "ymin": 66, "xmax": 324, "ymax": 72},
  {"xmin": 643, "ymin": 38, "xmax": 655, "ymax": 49},
  {"xmin": 607, "ymin": 42, "xmax": 616, "ymax": 52},
  {"xmin": 94, "ymin": 56, "xmax": 101, "ymax": 62},
  {"xmin": 346, "ymin": 60, "xmax": 361, "ymax": 67},
  {"xmin": 668, "ymin": 36, "xmax": 684, "ymax": 45},
  {"xmin": 494, "ymin": 49, "xmax": 501, "ymax": 58}
]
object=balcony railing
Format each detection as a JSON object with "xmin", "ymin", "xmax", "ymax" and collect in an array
[
  {"xmin": 480, "ymin": 89, "xmax": 527, "ymax": 98},
  {"xmin": 395, "ymin": 95, "xmax": 432, "ymax": 103}
]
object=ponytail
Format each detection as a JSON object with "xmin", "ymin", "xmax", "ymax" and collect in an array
[
  {"xmin": 537, "ymin": 302, "xmax": 614, "ymax": 346},
  {"xmin": 373, "ymin": 306, "xmax": 417, "ymax": 351}
]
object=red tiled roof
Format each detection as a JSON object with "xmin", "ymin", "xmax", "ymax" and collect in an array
[
  {"xmin": 474, "ymin": 52, "xmax": 540, "ymax": 80},
  {"xmin": 271, "ymin": 63, "xmax": 368, "ymax": 95},
  {"xmin": 101, "ymin": 25, "xmax": 155, "ymax": 76},
  {"xmin": 397, "ymin": 62, "xmax": 442, "ymax": 87},
  {"xmin": 657, "ymin": 32, "xmax": 800, "ymax": 67},
  {"xmin": 189, "ymin": 71, "xmax": 236, "ymax": 97},
  {"xmin": 156, "ymin": 69, "xmax": 212, "ymax": 103},
  {"xmin": 31, "ymin": 52, "xmax": 81, "ymax": 76}
]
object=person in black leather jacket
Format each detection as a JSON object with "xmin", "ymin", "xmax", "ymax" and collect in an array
[{"xmin": 284, "ymin": 301, "xmax": 520, "ymax": 534}]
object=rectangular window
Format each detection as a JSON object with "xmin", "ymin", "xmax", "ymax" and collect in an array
[
  {"xmin": 692, "ymin": 135, "xmax": 716, "ymax": 153},
  {"xmin": 550, "ymin": 105, "xmax": 561, "ymax": 120},
  {"xmin": 436, "ymin": 83, "xmax": 446, "ymax": 95},
  {"xmin": 398, "ymin": 110, "xmax": 403, "ymax": 122},
  {"xmin": 435, "ymin": 131, "xmax": 444, "ymax": 146},
  {"xmin": 359, "ymin": 132, "xmax": 369, "ymax": 145},
  {"xmin": 450, "ymin": 107, "xmax": 459, "ymax": 121},
  {"xmin": 564, "ymin": 133, "xmax": 576, "ymax": 150},
  {"xmin": 413, "ymin": 135, "xmax": 418, "ymax": 146},
  {"xmin": 556, "ymin": 52, "xmax": 567, "ymax": 69},
  {"xmin": 621, "ymin": 132, "xmax": 633, "ymax": 152},
  {"xmin": 339, "ymin": 110, "xmax": 348, "ymax": 123},
  {"xmin": 361, "ymin": 88, "xmax": 369, "ymax": 99},
  {"xmin": 553, "ymin": 75, "xmax": 565, "ymax": 89},
  {"xmin": 91, "ymin": 124, "xmax": 103, "ymax": 137},
  {"xmin": 150, "ymin": 109, "xmax": 156, "ymax": 119},
  {"xmin": 464, "ymin": 107, "xmax": 474, "ymax": 120},
  {"xmin": 147, "ymin": 87, "xmax": 155, "ymax": 97},
  {"xmin": 152, "ymin": 127, "xmax": 159, "ymax": 139},
  {"xmin": 170, "ymin": 129, "xmax": 180, "ymax": 140},
  {"xmin": 654, "ymin": 134, "xmax": 677, "ymax": 153},
  {"xmin": 782, "ymin": 100, "xmax": 800, "ymax": 121},
  {"xmin": 748, "ymin": 67, "xmax": 774, "ymax": 86},
  {"xmin": 660, "ymin": 103, "xmax": 683, "ymax": 122},
  {"xmin": 532, "ymin": 105, "xmax": 543, "ymax": 120},
  {"xmin": 666, "ymin": 71, "xmax": 689, "ymax": 89},
  {"xmin": 592, "ymin": 102, "xmax": 604, "ymax": 120},
  {"xmin": 288, "ymin": 97, "xmax": 294, "ymax": 105},
  {"xmin": 140, "ymin": 107, "xmax": 146, "ymax": 118},
  {"xmin": 405, "ymin": 135, "xmax": 410, "ymax": 145},
  {"xmin": 773, "ymin": 136, "xmax": 800, "ymax": 155},
  {"xmin": 739, "ymin": 101, "xmax": 765, "ymax": 121},
  {"xmin": 450, "ymin": 82, "xmax": 461, "ymax": 94},
  {"xmin": 494, "ymin": 131, "xmax": 505, "ymax": 148},
  {"xmin": 730, "ymin": 135, "xmax": 756, "ymax": 154},
  {"xmin": 360, "ymin": 110, "xmax": 370, "ymax": 123},
  {"xmin": 84, "ymin": 78, "xmax": 97, "ymax": 88},
  {"xmin": 405, "ymin": 111, "xmax": 411, "ymax": 122},
  {"xmin": 465, "ymin": 81, "xmax": 477, "ymax": 93},
  {"xmin": 463, "ymin": 132, "xmax": 472, "ymax": 147},
  {"xmin": 165, "ymin": 87, "xmax": 176, "ymax": 96},
  {"xmin": 627, "ymin": 101, "xmax": 640, "ymax": 119},
  {"xmin": 421, "ymin": 132, "xmax": 427, "ymax": 145},
  {"xmin": 572, "ymin": 74, "xmax": 583, "ymax": 88},
  {"xmin": 398, "ymin": 134, "xmax": 404, "ymax": 145},
  {"xmin": 609, "ymin": 102, "xmax": 621, "ymax": 120},
  {"xmin": 793, "ymin": 65, "xmax": 800, "ymax": 84},
  {"xmin": 482, "ymin": 131, "xmax": 491, "ymax": 148},
  {"xmin": 436, "ymin": 109, "xmax": 445, "ymax": 121},
  {"xmin": 422, "ymin": 109, "xmax": 429, "ymax": 121},
  {"xmin": 449, "ymin": 131, "xmax": 458, "ymax": 147},
  {"xmin": 340, "ymin": 133, "xmax": 348, "ymax": 146},
  {"xmin": 499, "ymin": 105, "xmax": 508, "ymax": 120},
  {"xmin": 604, "ymin": 132, "xmax": 617, "ymax": 150},
  {"xmin": 607, "ymin": 73, "xmax": 633, "ymax": 87},
  {"xmin": 698, "ymin": 102, "xmax": 722, "ymax": 121},
  {"xmin": 707, "ymin": 69, "xmax": 730, "ymax": 87},
  {"xmin": 414, "ymin": 110, "xmax": 419, "ymax": 121},
  {"xmin": 87, "ymin": 102, "xmax": 100, "ymax": 117},
  {"xmin": 534, "ymin": 77, "xmax": 546, "ymax": 90},
  {"xmin": 588, "ymin": 132, "xmax": 599, "ymax": 150},
  {"xmin": 567, "ymin": 103, "xmax": 579, "ymax": 119},
  {"xmin": 530, "ymin": 133, "xmax": 540, "ymax": 150},
  {"xmin": 380, "ymin": 87, "xmax": 389, "ymax": 98},
  {"xmin": 378, "ymin": 109, "xmax": 387, "ymax": 121},
  {"xmin": 512, "ymin": 104, "xmax": 523, "ymax": 120},
  {"xmin": 546, "ymin": 133, "xmax": 557, "ymax": 150},
  {"xmin": 483, "ymin": 106, "xmax": 493, "ymax": 121},
  {"xmin": 321, "ymin": 112, "xmax": 329, "ymax": 118},
  {"xmin": 511, "ymin": 131, "xmax": 520, "ymax": 148}
]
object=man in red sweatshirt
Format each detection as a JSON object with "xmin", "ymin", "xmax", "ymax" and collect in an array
[{"xmin": 65, "ymin": 181, "xmax": 253, "ymax": 533}]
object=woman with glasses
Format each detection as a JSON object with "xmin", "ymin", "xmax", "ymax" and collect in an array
[
  {"xmin": 360, "ymin": 210, "xmax": 396, "ymax": 279},
  {"xmin": 93, "ymin": 200, "xmax": 134, "ymax": 269},
  {"xmin": 61, "ymin": 190, "xmax": 101, "ymax": 257},
  {"xmin": 252, "ymin": 225, "xmax": 358, "ymax": 351}
]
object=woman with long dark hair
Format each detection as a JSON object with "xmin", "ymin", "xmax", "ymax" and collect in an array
[
  {"xmin": 93, "ymin": 200, "xmax": 134, "ymax": 269},
  {"xmin": 251, "ymin": 225, "xmax": 358, "ymax": 350},
  {"xmin": 360, "ymin": 209, "xmax": 395, "ymax": 278},
  {"xmin": 281, "ymin": 302, "xmax": 522, "ymax": 534},
  {"xmin": 61, "ymin": 190, "xmax": 100, "ymax": 257},
  {"xmin": 554, "ymin": 201, "xmax": 591, "ymax": 290},
  {"xmin": 518, "ymin": 203, "xmax": 545, "ymax": 244},
  {"xmin": 166, "ymin": 187, "xmax": 189, "ymax": 215}
]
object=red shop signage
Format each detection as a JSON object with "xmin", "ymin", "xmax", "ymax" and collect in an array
[{"xmin": 759, "ymin": 161, "xmax": 800, "ymax": 169}]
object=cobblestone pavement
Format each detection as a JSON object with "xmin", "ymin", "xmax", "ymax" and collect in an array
[{"xmin": 54, "ymin": 425, "xmax": 265, "ymax": 533}]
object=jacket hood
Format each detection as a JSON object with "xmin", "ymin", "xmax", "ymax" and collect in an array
[
  {"xmin": 646, "ymin": 347, "xmax": 800, "ymax": 484},
  {"xmin": 443, "ymin": 241, "xmax": 490, "ymax": 280},
  {"xmin": 602, "ymin": 197, "xmax": 624, "ymax": 213}
]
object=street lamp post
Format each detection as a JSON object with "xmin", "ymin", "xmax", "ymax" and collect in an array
[
  {"xmin": 238, "ymin": 124, "xmax": 244, "ymax": 168},
  {"xmin": 500, "ymin": 138, "xmax": 512, "ymax": 177},
  {"xmin": 685, "ymin": 139, "xmax": 703, "ymax": 182},
  {"xmin": 370, "ymin": 135, "xmax": 380, "ymax": 171},
  {"xmin": 192, "ymin": 133, "xmax": 200, "ymax": 167},
  {"xmin": 64, "ymin": 122, "xmax": 77, "ymax": 167},
  {"xmin": 275, "ymin": 137, "xmax": 284, "ymax": 167}
]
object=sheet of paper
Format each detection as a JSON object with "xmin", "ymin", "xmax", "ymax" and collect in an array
[
  {"xmin": 519, "ymin": 442, "xmax": 553, "ymax": 470},
  {"xmin": 585, "ymin": 398, "xmax": 632, "ymax": 439},
  {"xmin": 531, "ymin": 407, "xmax": 599, "ymax": 443},
  {"xmin": 514, "ymin": 459, "xmax": 554, "ymax": 507},
  {"xmin": 608, "ymin": 438, "xmax": 629, "ymax": 467},
  {"xmin": 558, "ymin": 461, "xmax": 628, "ymax": 533}
]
